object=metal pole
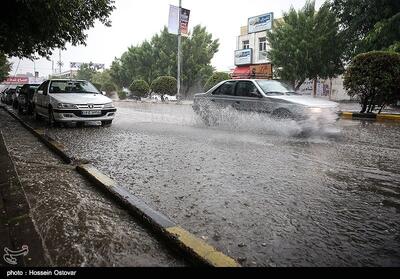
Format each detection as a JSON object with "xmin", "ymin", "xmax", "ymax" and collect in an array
[
  {"xmin": 59, "ymin": 49, "xmax": 62, "ymax": 74},
  {"xmin": 177, "ymin": 0, "xmax": 182, "ymax": 103}
]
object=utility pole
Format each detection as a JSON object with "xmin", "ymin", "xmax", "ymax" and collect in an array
[
  {"xmin": 177, "ymin": 0, "xmax": 182, "ymax": 103},
  {"xmin": 57, "ymin": 49, "xmax": 63, "ymax": 74}
]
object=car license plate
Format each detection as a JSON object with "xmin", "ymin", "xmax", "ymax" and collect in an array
[{"xmin": 82, "ymin": 110, "xmax": 101, "ymax": 116}]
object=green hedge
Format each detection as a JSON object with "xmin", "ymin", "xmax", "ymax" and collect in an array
[
  {"xmin": 117, "ymin": 90, "xmax": 127, "ymax": 100},
  {"xmin": 151, "ymin": 76, "xmax": 177, "ymax": 96},
  {"xmin": 129, "ymin": 80, "xmax": 150, "ymax": 97},
  {"xmin": 344, "ymin": 51, "xmax": 400, "ymax": 113},
  {"xmin": 204, "ymin": 72, "xmax": 230, "ymax": 91}
]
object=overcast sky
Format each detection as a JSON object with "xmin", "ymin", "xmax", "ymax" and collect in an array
[{"xmin": 10, "ymin": 0, "xmax": 324, "ymax": 77}]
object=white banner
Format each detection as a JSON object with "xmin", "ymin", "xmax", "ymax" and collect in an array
[
  {"xmin": 248, "ymin": 13, "xmax": 273, "ymax": 33},
  {"xmin": 168, "ymin": 5, "xmax": 179, "ymax": 35},
  {"xmin": 234, "ymin": 49, "xmax": 252, "ymax": 65}
]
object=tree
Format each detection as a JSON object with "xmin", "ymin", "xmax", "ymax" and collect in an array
[
  {"xmin": 92, "ymin": 69, "xmax": 116, "ymax": 94},
  {"xmin": 151, "ymin": 76, "xmax": 177, "ymax": 101},
  {"xmin": 181, "ymin": 26, "xmax": 219, "ymax": 96},
  {"xmin": 266, "ymin": 1, "xmax": 344, "ymax": 90},
  {"xmin": 343, "ymin": 51, "xmax": 400, "ymax": 113},
  {"xmin": 204, "ymin": 72, "xmax": 230, "ymax": 91},
  {"xmin": 102, "ymin": 82, "xmax": 116, "ymax": 96},
  {"xmin": 109, "ymin": 25, "xmax": 219, "ymax": 98},
  {"xmin": 129, "ymin": 80, "xmax": 150, "ymax": 97},
  {"xmin": 76, "ymin": 63, "xmax": 97, "ymax": 81},
  {"xmin": 331, "ymin": 0, "xmax": 400, "ymax": 59},
  {"xmin": 0, "ymin": 0, "xmax": 115, "ymax": 58},
  {"xmin": 0, "ymin": 53, "xmax": 11, "ymax": 81},
  {"xmin": 109, "ymin": 58, "xmax": 131, "ymax": 89}
]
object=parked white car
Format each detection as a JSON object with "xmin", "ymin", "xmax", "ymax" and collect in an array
[
  {"xmin": 151, "ymin": 94, "xmax": 177, "ymax": 102},
  {"xmin": 33, "ymin": 79, "xmax": 116, "ymax": 126}
]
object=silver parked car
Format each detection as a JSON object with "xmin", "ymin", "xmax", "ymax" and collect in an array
[{"xmin": 192, "ymin": 79, "xmax": 339, "ymax": 125}]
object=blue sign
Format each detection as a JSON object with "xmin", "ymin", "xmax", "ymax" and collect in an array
[
  {"xmin": 235, "ymin": 49, "xmax": 252, "ymax": 65},
  {"xmin": 248, "ymin": 13, "xmax": 273, "ymax": 33}
]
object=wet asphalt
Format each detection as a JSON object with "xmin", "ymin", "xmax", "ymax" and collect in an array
[
  {"xmin": 5, "ymin": 101, "xmax": 400, "ymax": 267},
  {"xmin": 0, "ymin": 109, "xmax": 186, "ymax": 267}
]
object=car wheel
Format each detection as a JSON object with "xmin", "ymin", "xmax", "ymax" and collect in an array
[
  {"xmin": 48, "ymin": 108, "xmax": 57, "ymax": 126},
  {"xmin": 272, "ymin": 108, "xmax": 293, "ymax": 120},
  {"xmin": 18, "ymin": 104, "xmax": 24, "ymax": 114},
  {"xmin": 34, "ymin": 109, "xmax": 41, "ymax": 121},
  {"xmin": 76, "ymin": 122, "xmax": 84, "ymax": 128},
  {"xmin": 101, "ymin": 120, "xmax": 112, "ymax": 127}
]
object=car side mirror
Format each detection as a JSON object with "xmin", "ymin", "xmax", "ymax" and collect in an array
[
  {"xmin": 249, "ymin": 91, "xmax": 262, "ymax": 98},
  {"xmin": 102, "ymin": 91, "xmax": 106, "ymax": 96}
]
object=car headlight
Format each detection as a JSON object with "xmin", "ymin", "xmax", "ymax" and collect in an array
[
  {"xmin": 57, "ymin": 103, "xmax": 77, "ymax": 109},
  {"xmin": 307, "ymin": 107, "xmax": 323, "ymax": 114},
  {"xmin": 103, "ymin": 102, "xmax": 114, "ymax": 108}
]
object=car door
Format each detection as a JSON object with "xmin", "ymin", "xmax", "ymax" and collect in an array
[
  {"xmin": 34, "ymin": 81, "xmax": 49, "ymax": 115},
  {"xmin": 209, "ymin": 81, "xmax": 237, "ymax": 109},
  {"xmin": 233, "ymin": 80, "xmax": 264, "ymax": 112}
]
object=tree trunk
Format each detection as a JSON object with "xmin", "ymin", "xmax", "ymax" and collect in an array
[
  {"xmin": 367, "ymin": 96, "xmax": 375, "ymax": 113},
  {"xmin": 294, "ymin": 79, "xmax": 305, "ymax": 91},
  {"xmin": 378, "ymin": 103, "xmax": 385, "ymax": 114},
  {"xmin": 360, "ymin": 97, "xmax": 367, "ymax": 113},
  {"xmin": 312, "ymin": 79, "xmax": 317, "ymax": 97}
]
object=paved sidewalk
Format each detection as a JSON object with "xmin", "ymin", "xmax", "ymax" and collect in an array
[{"xmin": 0, "ymin": 130, "xmax": 48, "ymax": 267}]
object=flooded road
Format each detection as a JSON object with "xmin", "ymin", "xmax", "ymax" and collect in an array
[{"xmin": 14, "ymin": 101, "xmax": 400, "ymax": 266}]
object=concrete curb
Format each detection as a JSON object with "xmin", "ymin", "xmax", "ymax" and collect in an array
[
  {"xmin": 340, "ymin": 111, "xmax": 400, "ymax": 122},
  {"xmin": 0, "ymin": 104, "xmax": 239, "ymax": 267},
  {"xmin": 0, "ymin": 106, "xmax": 73, "ymax": 164},
  {"xmin": 76, "ymin": 164, "xmax": 239, "ymax": 267}
]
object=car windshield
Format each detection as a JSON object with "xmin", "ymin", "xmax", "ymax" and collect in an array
[
  {"xmin": 256, "ymin": 80, "xmax": 299, "ymax": 95},
  {"xmin": 49, "ymin": 80, "xmax": 100, "ymax": 94}
]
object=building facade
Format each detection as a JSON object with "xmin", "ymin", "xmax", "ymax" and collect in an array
[{"xmin": 232, "ymin": 13, "xmax": 275, "ymax": 79}]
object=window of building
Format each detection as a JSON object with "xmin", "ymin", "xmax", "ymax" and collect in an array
[
  {"xmin": 242, "ymin": 40, "xmax": 250, "ymax": 49},
  {"xmin": 259, "ymin": 37, "xmax": 267, "ymax": 51}
]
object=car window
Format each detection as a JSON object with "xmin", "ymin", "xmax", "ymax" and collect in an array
[
  {"xmin": 255, "ymin": 80, "xmax": 299, "ymax": 95},
  {"xmin": 37, "ymin": 81, "xmax": 49, "ymax": 93},
  {"xmin": 212, "ymin": 81, "xmax": 236, "ymax": 96},
  {"xmin": 235, "ymin": 81, "xmax": 261, "ymax": 97},
  {"xmin": 49, "ymin": 80, "xmax": 100, "ymax": 94}
]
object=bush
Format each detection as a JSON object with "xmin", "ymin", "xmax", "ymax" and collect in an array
[
  {"xmin": 150, "ymin": 76, "xmax": 177, "ymax": 96},
  {"xmin": 102, "ymin": 82, "xmax": 116, "ymax": 94},
  {"xmin": 344, "ymin": 51, "xmax": 400, "ymax": 113},
  {"xmin": 92, "ymin": 82, "xmax": 102, "ymax": 92},
  {"xmin": 129, "ymin": 80, "xmax": 150, "ymax": 97},
  {"xmin": 204, "ymin": 72, "xmax": 230, "ymax": 91},
  {"xmin": 117, "ymin": 90, "xmax": 127, "ymax": 100}
]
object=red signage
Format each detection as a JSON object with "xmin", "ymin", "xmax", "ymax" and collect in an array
[
  {"xmin": 4, "ymin": 77, "xmax": 29, "ymax": 84},
  {"xmin": 180, "ymin": 8, "xmax": 190, "ymax": 36}
]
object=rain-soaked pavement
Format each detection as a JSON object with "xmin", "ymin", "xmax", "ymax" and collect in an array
[
  {"xmin": 5, "ymin": 101, "xmax": 400, "ymax": 267},
  {"xmin": 0, "ymin": 109, "xmax": 186, "ymax": 267}
]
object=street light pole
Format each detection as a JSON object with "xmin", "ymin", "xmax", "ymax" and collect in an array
[{"xmin": 177, "ymin": 0, "xmax": 182, "ymax": 103}]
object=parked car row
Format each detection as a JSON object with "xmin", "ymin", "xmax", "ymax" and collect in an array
[{"xmin": 1, "ymin": 79, "xmax": 116, "ymax": 127}]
